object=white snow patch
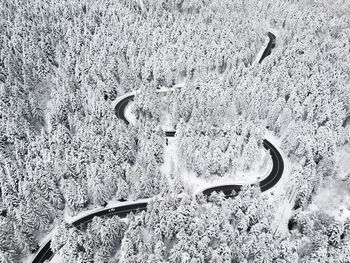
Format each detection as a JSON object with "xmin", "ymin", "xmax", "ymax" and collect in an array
[
  {"xmin": 312, "ymin": 178, "xmax": 350, "ymax": 221},
  {"xmin": 304, "ymin": 144, "xmax": 350, "ymax": 222},
  {"xmin": 160, "ymin": 138, "xmax": 178, "ymax": 180},
  {"xmin": 271, "ymin": 184, "xmax": 298, "ymax": 237},
  {"xmin": 124, "ymin": 102, "xmax": 137, "ymax": 125},
  {"xmin": 268, "ymin": 28, "xmax": 281, "ymax": 38},
  {"xmin": 157, "ymin": 84, "xmax": 184, "ymax": 93},
  {"xmin": 161, "ymin": 111, "xmax": 175, "ymax": 132},
  {"xmin": 335, "ymin": 144, "xmax": 350, "ymax": 180},
  {"xmin": 264, "ymin": 130, "xmax": 282, "ymax": 148},
  {"xmin": 50, "ymin": 254, "xmax": 63, "ymax": 263}
]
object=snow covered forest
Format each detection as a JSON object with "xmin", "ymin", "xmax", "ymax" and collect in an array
[{"xmin": 1, "ymin": 0, "xmax": 350, "ymax": 262}]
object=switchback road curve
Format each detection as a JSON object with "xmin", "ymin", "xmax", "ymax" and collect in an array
[
  {"xmin": 115, "ymin": 95, "xmax": 284, "ymax": 194},
  {"xmin": 259, "ymin": 32, "xmax": 276, "ymax": 64},
  {"xmin": 32, "ymin": 139, "xmax": 284, "ymax": 263},
  {"xmin": 115, "ymin": 95, "xmax": 135, "ymax": 125},
  {"xmin": 32, "ymin": 32, "xmax": 278, "ymax": 263}
]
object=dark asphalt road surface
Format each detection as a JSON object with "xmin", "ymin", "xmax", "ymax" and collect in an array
[
  {"xmin": 258, "ymin": 32, "xmax": 276, "ymax": 64},
  {"xmin": 32, "ymin": 203, "xmax": 148, "ymax": 263},
  {"xmin": 32, "ymin": 32, "xmax": 279, "ymax": 263},
  {"xmin": 203, "ymin": 139, "xmax": 283, "ymax": 196},
  {"xmin": 114, "ymin": 95, "xmax": 135, "ymax": 125}
]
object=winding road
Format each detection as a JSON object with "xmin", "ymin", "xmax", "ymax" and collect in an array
[
  {"xmin": 259, "ymin": 32, "xmax": 276, "ymax": 64},
  {"xmin": 32, "ymin": 32, "xmax": 278, "ymax": 263},
  {"xmin": 115, "ymin": 95, "xmax": 135, "ymax": 125}
]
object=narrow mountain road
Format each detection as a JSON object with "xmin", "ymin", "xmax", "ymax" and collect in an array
[
  {"xmin": 31, "ymin": 32, "xmax": 278, "ymax": 263},
  {"xmin": 114, "ymin": 95, "xmax": 135, "ymax": 125},
  {"xmin": 259, "ymin": 32, "xmax": 276, "ymax": 63}
]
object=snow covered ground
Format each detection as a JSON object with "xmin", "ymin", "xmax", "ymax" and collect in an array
[
  {"xmin": 157, "ymin": 83, "xmax": 185, "ymax": 93},
  {"xmin": 124, "ymin": 103, "xmax": 137, "ymax": 125},
  {"xmin": 336, "ymin": 144, "xmax": 350, "ymax": 180},
  {"xmin": 161, "ymin": 113, "xmax": 175, "ymax": 132},
  {"xmin": 160, "ymin": 128, "xmax": 296, "ymax": 238},
  {"xmin": 309, "ymin": 145, "xmax": 350, "ymax": 222},
  {"xmin": 160, "ymin": 137, "xmax": 178, "ymax": 186},
  {"xmin": 49, "ymin": 254, "xmax": 61, "ymax": 263},
  {"xmin": 312, "ymin": 180, "xmax": 350, "ymax": 221},
  {"xmin": 161, "ymin": 131, "xmax": 287, "ymax": 197},
  {"xmin": 33, "ymin": 90, "xmax": 294, "ymax": 263},
  {"xmin": 189, "ymin": 148, "xmax": 272, "ymax": 196},
  {"xmin": 264, "ymin": 131, "xmax": 294, "ymax": 237}
]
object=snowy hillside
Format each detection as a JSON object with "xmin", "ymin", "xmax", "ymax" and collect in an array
[{"xmin": 0, "ymin": 0, "xmax": 350, "ymax": 262}]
